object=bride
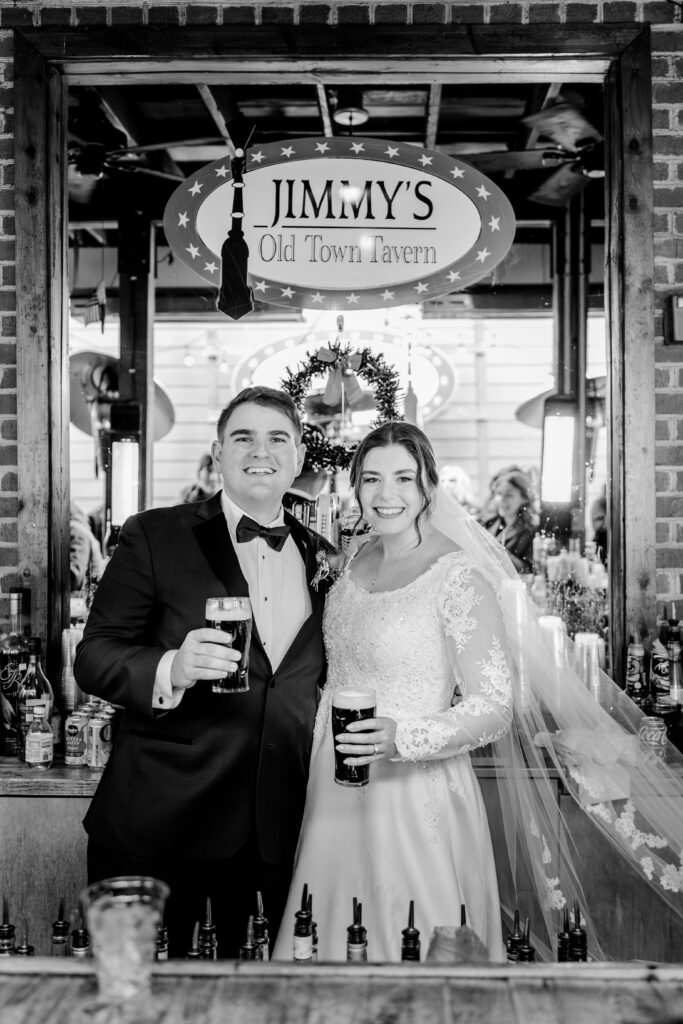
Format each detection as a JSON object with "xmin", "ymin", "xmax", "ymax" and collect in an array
[{"xmin": 273, "ymin": 421, "xmax": 683, "ymax": 963}]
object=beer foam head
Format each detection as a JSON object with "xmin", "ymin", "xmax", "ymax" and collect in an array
[
  {"xmin": 332, "ymin": 687, "xmax": 376, "ymax": 710},
  {"xmin": 207, "ymin": 599, "xmax": 251, "ymax": 621}
]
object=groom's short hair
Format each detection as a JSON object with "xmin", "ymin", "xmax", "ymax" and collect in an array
[{"xmin": 217, "ymin": 386, "xmax": 303, "ymax": 442}]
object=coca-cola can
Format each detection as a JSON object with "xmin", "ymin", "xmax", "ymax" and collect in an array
[{"xmin": 638, "ymin": 716, "xmax": 667, "ymax": 762}]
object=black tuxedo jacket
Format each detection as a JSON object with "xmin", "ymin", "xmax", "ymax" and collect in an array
[{"xmin": 74, "ymin": 493, "xmax": 327, "ymax": 865}]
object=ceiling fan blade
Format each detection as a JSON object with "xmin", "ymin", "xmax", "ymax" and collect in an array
[
  {"xmin": 527, "ymin": 162, "xmax": 589, "ymax": 207},
  {"xmin": 106, "ymin": 161, "xmax": 184, "ymax": 182},
  {"xmin": 107, "ymin": 137, "xmax": 227, "ymax": 157},
  {"xmin": 464, "ymin": 148, "xmax": 570, "ymax": 174},
  {"xmin": 522, "ymin": 102, "xmax": 602, "ymax": 152}
]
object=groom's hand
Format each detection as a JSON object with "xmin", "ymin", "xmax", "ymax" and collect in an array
[{"xmin": 170, "ymin": 627, "xmax": 242, "ymax": 689}]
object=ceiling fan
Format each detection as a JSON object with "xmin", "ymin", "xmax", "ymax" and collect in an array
[{"xmin": 464, "ymin": 99, "xmax": 604, "ymax": 207}]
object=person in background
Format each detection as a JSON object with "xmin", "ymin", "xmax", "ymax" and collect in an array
[
  {"xmin": 477, "ymin": 464, "xmax": 525, "ymax": 528},
  {"xmin": 181, "ymin": 451, "xmax": 221, "ymax": 503},
  {"xmin": 74, "ymin": 387, "xmax": 333, "ymax": 959},
  {"xmin": 590, "ymin": 494, "xmax": 608, "ymax": 565},
  {"xmin": 438, "ymin": 464, "xmax": 479, "ymax": 518},
  {"xmin": 483, "ymin": 470, "xmax": 537, "ymax": 575},
  {"xmin": 69, "ymin": 501, "xmax": 105, "ymax": 592}
]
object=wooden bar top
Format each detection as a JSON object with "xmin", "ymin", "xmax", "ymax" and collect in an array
[
  {"xmin": 0, "ymin": 756, "xmax": 101, "ymax": 797},
  {"xmin": 1, "ymin": 959, "xmax": 683, "ymax": 1024}
]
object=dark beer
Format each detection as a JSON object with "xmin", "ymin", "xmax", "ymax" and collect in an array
[
  {"xmin": 205, "ymin": 597, "xmax": 252, "ymax": 693},
  {"xmin": 331, "ymin": 687, "xmax": 376, "ymax": 787}
]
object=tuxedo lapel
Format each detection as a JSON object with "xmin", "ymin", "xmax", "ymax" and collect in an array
[{"xmin": 285, "ymin": 513, "xmax": 325, "ymax": 618}]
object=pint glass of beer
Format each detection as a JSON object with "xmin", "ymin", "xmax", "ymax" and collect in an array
[
  {"xmin": 205, "ymin": 596, "xmax": 252, "ymax": 693},
  {"xmin": 331, "ymin": 687, "xmax": 376, "ymax": 787}
]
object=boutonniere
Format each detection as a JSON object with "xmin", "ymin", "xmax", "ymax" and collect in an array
[{"xmin": 311, "ymin": 547, "xmax": 345, "ymax": 592}]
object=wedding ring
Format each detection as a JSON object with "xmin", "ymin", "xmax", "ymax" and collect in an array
[{"xmin": 373, "ymin": 743, "xmax": 378, "ymax": 755}]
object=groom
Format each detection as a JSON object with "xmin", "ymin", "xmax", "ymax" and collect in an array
[{"xmin": 74, "ymin": 387, "xmax": 330, "ymax": 958}]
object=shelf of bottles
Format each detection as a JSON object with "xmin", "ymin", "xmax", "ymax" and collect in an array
[{"xmin": 0, "ymin": 883, "xmax": 590, "ymax": 966}]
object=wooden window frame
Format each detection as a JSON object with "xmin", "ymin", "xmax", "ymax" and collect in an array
[{"xmin": 13, "ymin": 24, "xmax": 654, "ymax": 685}]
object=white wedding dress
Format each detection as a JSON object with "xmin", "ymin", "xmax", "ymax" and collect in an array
[{"xmin": 273, "ymin": 551, "xmax": 513, "ymax": 963}]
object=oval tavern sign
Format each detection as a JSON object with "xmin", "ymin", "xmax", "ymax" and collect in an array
[{"xmin": 163, "ymin": 137, "xmax": 516, "ymax": 312}]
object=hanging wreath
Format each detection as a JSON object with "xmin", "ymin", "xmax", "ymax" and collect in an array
[{"xmin": 281, "ymin": 339, "xmax": 403, "ymax": 472}]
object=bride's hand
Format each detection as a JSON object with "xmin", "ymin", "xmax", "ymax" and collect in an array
[{"xmin": 335, "ymin": 716, "xmax": 398, "ymax": 764}]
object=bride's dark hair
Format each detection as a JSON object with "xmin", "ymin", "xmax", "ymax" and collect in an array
[{"xmin": 350, "ymin": 421, "xmax": 439, "ymax": 541}]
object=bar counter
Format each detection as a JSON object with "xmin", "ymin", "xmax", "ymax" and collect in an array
[
  {"xmin": 2, "ymin": 958, "xmax": 683, "ymax": 1024},
  {"xmin": 3, "ymin": 756, "xmax": 683, "ymax": 962}
]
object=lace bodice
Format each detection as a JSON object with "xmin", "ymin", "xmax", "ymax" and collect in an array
[{"xmin": 322, "ymin": 551, "xmax": 513, "ymax": 761}]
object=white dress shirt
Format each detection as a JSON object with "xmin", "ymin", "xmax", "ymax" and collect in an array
[{"xmin": 153, "ymin": 491, "xmax": 312, "ymax": 711}]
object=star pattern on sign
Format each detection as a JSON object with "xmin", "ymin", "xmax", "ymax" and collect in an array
[
  {"xmin": 189, "ymin": 181, "xmax": 203, "ymax": 196},
  {"xmin": 346, "ymin": 293, "xmax": 360, "ymax": 304},
  {"xmin": 250, "ymin": 151, "xmax": 265, "ymax": 164},
  {"xmin": 350, "ymin": 142, "xmax": 365, "ymax": 154},
  {"xmin": 205, "ymin": 261, "xmax": 218, "ymax": 274},
  {"xmin": 419, "ymin": 155, "xmax": 433, "ymax": 166},
  {"xmin": 253, "ymin": 280, "xmax": 268, "ymax": 293},
  {"xmin": 280, "ymin": 146, "xmax": 295, "ymax": 158},
  {"xmin": 450, "ymin": 166, "xmax": 465, "ymax": 179},
  {"xmin": 447, "ymin": 270, "xmax": 461, "ymax": 282},
  {"xmin": 315, "ymin": 142, "xmax": 330, "ymax": 154},
  {"xmin": 309, "ymin": 292, "xmax": 324, "ymax": 304},
  {"xmin": 186, "ymin": 244, "xmax": 200, "ymax": 259},
  {"xmin": 476, "ymin": 248, "xmax": 491, "ymax": 263},
  {"xmin": 488, "ymin": 216, "xmax": 501, "ymax": 232},
  {"xmin": 280, "ymin": 287, "xmax": 294, "ymax": 299},
  {"xmin": 214, "ymin": 165, "xmax": 229, "ymax": 178},
  {"xmin": 414, "ymin": 282, "xmax": 429, "ymax": 294},
  {"xmin": 177, "ymin": 212, "xmax": 189, "ymax": 227},
  {"xmin": 381, "ymin": 289, "xmax": 395, "ymax": 301},
  {"xmin": 385, "ymin": 147, "xmax": 399, "ymax": 158},
  {"xmin": 476, "ymin": 184, "xmax": 491, "ymax": 200}
]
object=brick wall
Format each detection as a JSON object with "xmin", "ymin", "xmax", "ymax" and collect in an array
[{"xmin": 0, "ymin": 0, "xmax": 680, "ymax": 606}]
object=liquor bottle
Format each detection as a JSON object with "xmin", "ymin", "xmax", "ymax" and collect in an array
[
  {"xmin": 198, "ymin": 897, "xmax": 218, "ymax": 960},
  {"xmin": 400, "ymin": 900, "xmax": 421, "ymax": 962},
  {"xmin": 346, "ymin": 898, "xmax": 367, "ymax": 963},
  {"xmin": 239, "ymin": 916, "xmax": 258, "ymax": 960},
  {"xmin": 0, "ymin": 588, "xmax": 29, "ymax": 756},
  {"xmin": 16, "ymin": 638, "xmax": 55, "ymax": 760},
  {"xmin": 667, "ymin": 604, "xmax": 683, "ymax": 706},
  {"xmin": 506, "ymin": 909, "xmax": 523, "ymax": 962},
  {"xmin": 517, "ymin": 918, "xmax": 536, "ymax": 962},
  {"xmin": 51, "ymin": 898, "xmax": 70, "ymax": 956},
  {"xmin": 14, "ymin": 920, "xmax": 35, "ymax": 957},
  {"xmin": 185, "ymin": 921, "xmax": 201, "ymax": 960},
  {"xmin": 568, "ymin": 900, "xmax": 587, "ymax": 962},
  {"xmin": 0, "ymin": 898, "xmax": 16, "ymax": 956},
  {"xmin": 71, "ymin": 908, "xmax": 91, "ymax": 959},
  {"xmin": 24, "ymin": 702, "xmax": 54, "ymax": 770},
  {"xmin": 625, "ymin": 635, "xmax": 647, "ymax": 706},
  {"xmin": 253, "ymin": 891, "xmax": 270, "ymax": 962},
  {"xmin": 308, "ymin": 893, "xmax": 318, "ymax": 963},
  {"xmin": 154, "ymin": 917, "xmax": 169, "ymax": 961},
  {"xmin": 557, "ymin": 906, "xmax": 570, "ymax": 962},
  {"xmin": 293, "ymin": 883, "xmax": 313, "ymax": 963}
]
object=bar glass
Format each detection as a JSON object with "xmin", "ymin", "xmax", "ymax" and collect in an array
[
  {"xmin": 80, "ymin": 875, "xmax": 169, "ymax": 1003},
  {"xmin": 205, "ymin": 596, "xmax": 252, "ymax": 693},
  {"xmin": 331, "ymin": 687, "xmax": 376, "ymax": 787}
]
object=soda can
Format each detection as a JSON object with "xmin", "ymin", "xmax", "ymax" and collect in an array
[
  {"xmin": 638, "ymin": 715, "xmax": 667, "ymax": 763},
  {"xmin": 64, "ymin": 711, "xmax": 89, "ymax": 767},
  {"xmin": 86, "ymin": 714, "xmax": 113, "ymax": 769}
]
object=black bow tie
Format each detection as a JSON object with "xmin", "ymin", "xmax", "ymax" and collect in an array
[{"xmin": 236, "ymin": 515, "xmax": 290, "ymax": 552}]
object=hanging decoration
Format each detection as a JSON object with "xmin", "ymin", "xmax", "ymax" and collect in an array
[
  {"xmin": 217, "ymin": 115, "xmax": 256, "ymax": 320},
  {"xmin": 281, "ymin": 315, "xmax": 402, "ymax": 471}
]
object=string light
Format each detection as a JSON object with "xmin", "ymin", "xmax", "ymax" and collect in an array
[{"xmin": 183, "ymin": 348, "xmax": 195, "ymax": 367}]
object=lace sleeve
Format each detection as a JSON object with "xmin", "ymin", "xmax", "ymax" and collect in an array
[{"xmin": 394, "ymin": 559, "xmax": 513, "ymax": 761}]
